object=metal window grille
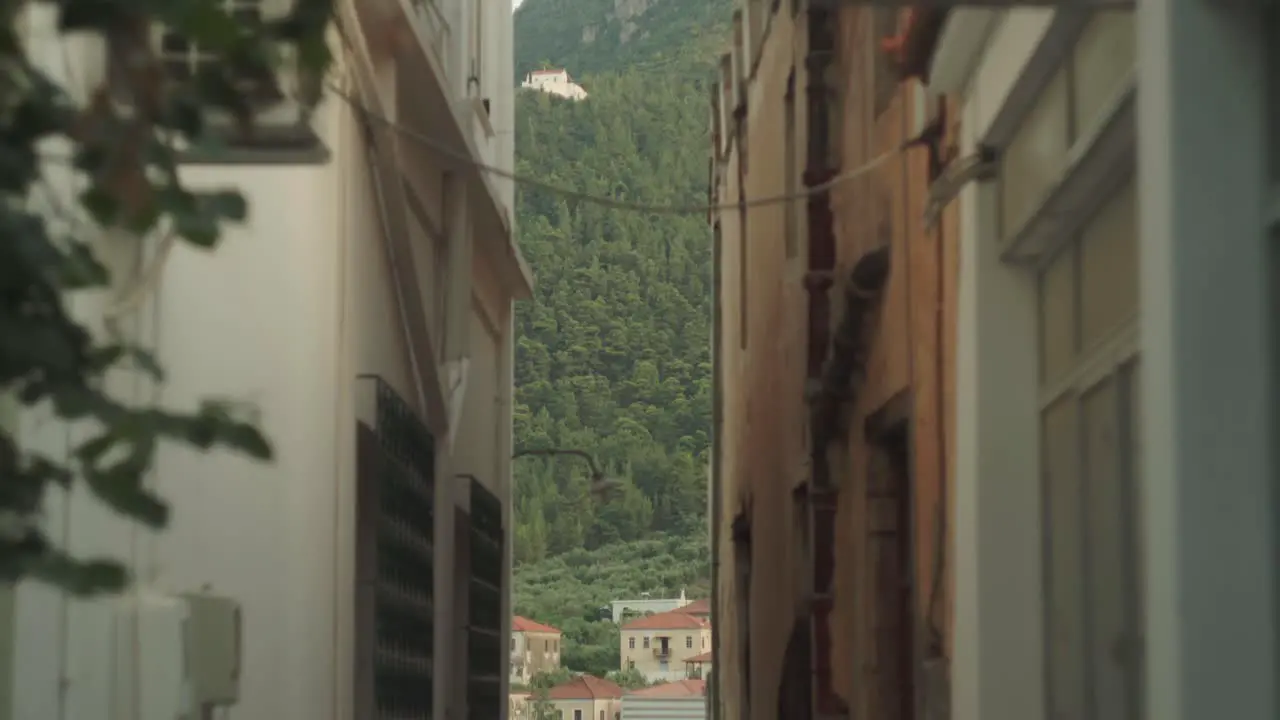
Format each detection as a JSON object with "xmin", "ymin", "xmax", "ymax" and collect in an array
[
  {"xmin": 356, "ymin": 377, "xmax": 436, "ymax": 719},
  {"xmin": 467, "ymin": 478, "xmax": 505, "ymax": 720}
]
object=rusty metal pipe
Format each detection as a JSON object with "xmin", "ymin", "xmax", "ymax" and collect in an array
[{"xmin": 801, "ymin": 2, "xmax": 840, "ymax": 715}]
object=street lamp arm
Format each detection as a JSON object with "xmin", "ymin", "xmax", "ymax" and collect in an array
[{"xmin": 511, "ymin": 447, "xmax": 604, "ymax": 479}]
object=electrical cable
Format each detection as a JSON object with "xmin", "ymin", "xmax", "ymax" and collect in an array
[{"xmin": 326, "ymin": 80, "xmax": 905, "ymax": 216}]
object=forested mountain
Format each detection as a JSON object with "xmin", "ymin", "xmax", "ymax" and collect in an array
[
  {"xmin": 514, "ymin": 0, "xmax": 731, "ymax": 77},
  {"xmin": 509, "ymin": 0, "xmax": 729, "ymax": 670}
]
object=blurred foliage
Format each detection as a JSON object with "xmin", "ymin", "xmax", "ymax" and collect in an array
[{"xmin": 0, "ymin": 0, "xmax": 332, "ymax": 594}]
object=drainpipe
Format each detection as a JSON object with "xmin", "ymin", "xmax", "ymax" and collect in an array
[
  {"xmin": 801, "ymin": 2, "xmax": 840, "ymax": 715},
  {"xmin": 710, "ymin": 217, "xmax": 723, "ymax": 720},
  {"xmin": 0, "ymin": 394, "xmax": 14, "ymax": 720}
]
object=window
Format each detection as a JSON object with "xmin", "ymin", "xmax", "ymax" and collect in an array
[
  {"xmin": 544, "ymin": 640, "xmax": 549, "ymax": 651},
  {"xmin": 1038, "ymin": 180, "xmax": 1143, "ymax": 720},
  {"xmin": 1000, "ymin": 12, "xmax": 1136, "ymax": 242},
  {"xmin": 643, "ymin": 637, "xmax": 650, "ymax": 649},
  {"xmin": 703, "ymin": 636, "xmax": 707, "ymax": 649},
  {"xmin": 574, "ymin": 710, "xmax": 582, "ymax": 720},
  {"xmin": 784, "ymin": 68, "xmax": 798, "ymax": 259},
  {"xmin": 686, "ymin": 636, "xmax": 693, "ymax": 649},
  {"xmin": 628, "ymin": 659, "xmax": 636, "ymax": 670},
  {"xmin": 511, "ymin": 637, "xmax": 516, "ymax": 650},
  {"xmin": 129, "ymin": 0, "xmax": 324, "ymax": 162},
  {"xmin": 628, "ymin": 637, "xmax": 635, "ymax": 649},
  {"xmin": 600, "ymin": 711, "xmax": 605, "ymax": 720}
]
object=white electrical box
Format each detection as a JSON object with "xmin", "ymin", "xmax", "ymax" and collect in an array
[
  {"xmin": 179, "ymin": 591, "xmax": 242, "ymax": 707},
  {"xmin": 109, "ymin": 590, "xmax": 243, "ymax": 720}
]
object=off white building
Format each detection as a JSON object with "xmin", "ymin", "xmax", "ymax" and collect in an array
[
  {"xmin": 545, "ymin": 675, "xmax": 624, "ymax": 720},
  {"xmin": 621, "ymin": 679, "xmax": 707, "ymax": 720},
  {"xmin": 609, "ymin": 588, "xmax": 689, "ymax": 623},
  {"xmin": 521, "ymin": 69, "xmax": 589, "ymax": 101},
  {"xmin": 934, "ymin": 4, "xmax": 1279, "ymax": 720},
  {"xmin": 619, "ymin": 610, "xmax": 711, "ymax": 683},
  {"xmin": 3, "ymin": 0, "xmax": 530, "ymax": 719}
]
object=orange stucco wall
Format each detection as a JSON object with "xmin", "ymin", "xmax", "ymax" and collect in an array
[{"xmin": 711, "ymin": 6, "xmax": 958, "ymax": 720}]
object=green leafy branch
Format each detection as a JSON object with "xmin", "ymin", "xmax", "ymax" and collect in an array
[{"xmin": 0, "ymin": 0, "xmax": 333, "ymax": 595}]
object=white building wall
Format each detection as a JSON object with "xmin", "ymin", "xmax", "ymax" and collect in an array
[
  {"xmin": 947, "ymin": 10, "xmax": 1060, "ymax": 720},
  {"xmin": 7, "ymin": 3, "xmax": 523, "ymax": 719},
  {"xmin": 1135, "ymin": 0, "xmax": 1279, "ymax": 717},
  {"xmin": 610, "ymin": 594, "xmax": 687, "ymax": 623},
  {"xmin": 621, "ymin": 697, "xmax": 707, "ymax": 720}
]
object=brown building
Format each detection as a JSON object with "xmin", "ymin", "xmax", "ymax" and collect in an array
[{"xmin": 708, "ymin": 4, "xmax": 957, "ymax": 720}]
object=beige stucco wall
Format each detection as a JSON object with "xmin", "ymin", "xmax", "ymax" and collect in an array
[
  {"xmin": 620, "ymin": 628, "xmax": 711, "ymax": 681},
  {"xmin": 552, "ymin": 697, "xmax": 621, "ymax": 720},
  {"xmin": 712, "ymin": 5, "xmax": 961, "ymax": 720},
  {"xmin": 513, "ymin": 630, "xmax": 563, "ymax": 683}
]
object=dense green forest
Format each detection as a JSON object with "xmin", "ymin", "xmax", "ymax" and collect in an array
[{"xmin": 509, "ymin": 0, "xmax": 730, "ymax": 677}]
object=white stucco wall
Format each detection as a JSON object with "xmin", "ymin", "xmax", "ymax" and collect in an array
[
  {"xmin": 8, "ymin": 6, "xmax": 519, "ymax": 719},
  {"xmin": 950, "ymin": 11, "xmax": 1056, "ymax": 720}
]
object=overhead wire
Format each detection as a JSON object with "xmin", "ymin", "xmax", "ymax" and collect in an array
[{"xmin": 325, "ymin": 80, "xmax": 906, "ymax": 216}]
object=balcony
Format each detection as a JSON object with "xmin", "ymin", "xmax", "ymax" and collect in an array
[{"xmin": 652, "ymin": 646, "xmax": 672, "ymax": 659}]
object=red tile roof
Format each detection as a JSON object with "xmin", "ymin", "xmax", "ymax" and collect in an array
[
  {"xmin": 547, "ymin": 675, "xmax": 625, "ymax": 700},
  {"xmin": 684, "ymin": 651, "xmax": 712, "ymax": 663},
  {"xmin": 513, "ymin": 616, "xmax": 560, "ymax": 634},
  {"xmin": 626, "ymin": 679, "xmax": 706, "ymax": 698},
  {"xmin": 621, "ymin": 609, "xmax": 709, "ymax": 631},
  {"xmin": 679, "ymin": 598, "xmax": 710, "ymax": 615}
]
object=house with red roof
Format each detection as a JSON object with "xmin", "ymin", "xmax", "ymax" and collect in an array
[
  {"xmin": 512, "ymin": 615, "xmax": 562, "ymax": 685},
  {"xmin": 677, "ymin": 597, "xmax": 711, "ymax": 618},
  {"xmin": 621, "ymin": 679, "xmax": 707, "ymax": 720},
  {"xmin": 619, "ymin": 610, "xmax": 712, "ymax": 683},
  {"xmin": 682, "ymin": 650, "xmax": 712, "ymax": 680},
  {"xmin": 545, "ymin": 674, "xmax": 624, "ymax": 720}
]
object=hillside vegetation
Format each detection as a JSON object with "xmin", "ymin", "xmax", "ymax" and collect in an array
[
  {"xmin": 514, "ymin": 535, "xmax": 710, "ymax": 676},
  {"xmin": 510, "ymin": 0, "xmax": 729, "ymax": 675}
]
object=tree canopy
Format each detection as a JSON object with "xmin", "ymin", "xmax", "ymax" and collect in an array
[{"xmin": 510, "ymin": 0, "xmax": 729, "ymax": 674}]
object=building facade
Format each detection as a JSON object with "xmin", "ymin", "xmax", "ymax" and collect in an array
[
  {"xmin": 620, "ymin": 679, "xmax": 708, "ymax": 720},
  {"xmin": 609, "ymin": 589, "xmax": 692, "ymax": 623},
  {"xmin": 545, "ymin": 675, "xmax": 625, "ymax": 720},
  {"xmin": 5, "ymin": 0, "xmax": 529, "ymax": 719},
  {"xmin": 713, "ymin": 2, "xmax": 1280, "ymax": 720},
  {"xmin": 937, "ymin": 4, "xmax": 1280, "ymax": 720},
  {"xmin": 521, "ymin": 68, "xmax": 589, "ymax": 101},
  {"xmin": 708, "ymin": 2, "xmax": 957, "ymax": 720},
  {"xmin": 620, "ymin": 610, "xmax": 713, "ymax": 683},
  {"xmin": 512, "ymin": 616, "xmax": 564, "ymax": 685}
]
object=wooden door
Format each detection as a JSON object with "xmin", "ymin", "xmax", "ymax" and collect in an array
[{"xmin": 866, "ymin": 426, "xmax": 915, "ymax": 720}]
